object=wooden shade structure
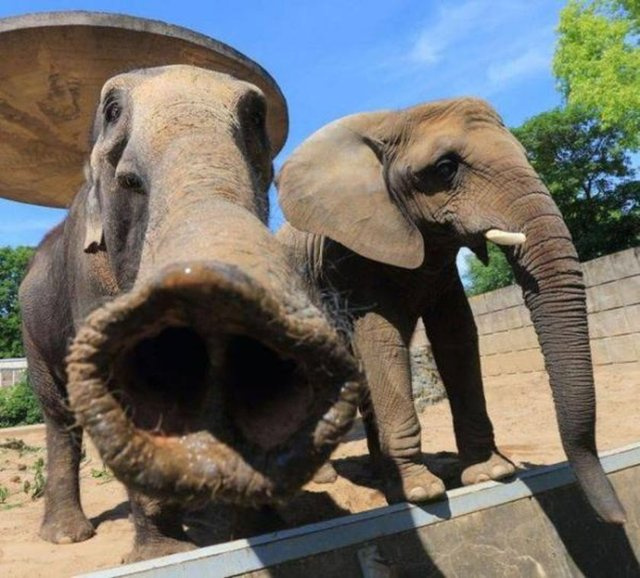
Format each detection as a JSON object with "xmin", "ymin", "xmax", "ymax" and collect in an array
[{"xmin": 0, "ymin": 11, "xmax": 288, "ymax": 207}]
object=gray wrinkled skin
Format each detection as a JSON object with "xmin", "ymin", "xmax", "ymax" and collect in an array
[
  {"xmin": 20, "ymin": 65, "xmax": 359, "ymax": 562},
  {"xmin": 277, "ymin": 97, "xmax": 625, "ymax": 524}
]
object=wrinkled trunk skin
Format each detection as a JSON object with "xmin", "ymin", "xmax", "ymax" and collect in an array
[
  {"xmin": 505, "ymin": 195, "xmax": 625, "ymax": 524},
  {"xmin": 66, "ymin": 139, "xmax": 360, "ymax": 508}
]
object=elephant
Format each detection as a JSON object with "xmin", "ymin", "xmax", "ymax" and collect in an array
[
  {"xmin": 19, "ymin": 64, "xmax": 360, "ymax": 562},
  {"xmin": 276, "ymin": 97, "xmax": 626, "ymax": 524}
]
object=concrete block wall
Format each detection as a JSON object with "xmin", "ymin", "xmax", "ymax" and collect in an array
[{"xmin": 469, "ymin": 247, "xmax": 640, "ymax": 378}]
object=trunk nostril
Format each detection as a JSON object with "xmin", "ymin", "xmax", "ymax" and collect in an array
[
  {"xmin": 224, "ymin": 335, "xmax": 298, "ymax": 407},
  {"xmin": 127, "ymin": 326, "xmax": 210, "ymax": 403},
  {"xmin": 223, "ymin": 335, "xmax": 311, "ymax": 450}
]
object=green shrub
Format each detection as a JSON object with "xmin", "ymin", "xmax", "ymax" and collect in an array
[
  {"xmin": 23, "ymin": 457, "xmax": 45, "ymax": 499},
  {"xmin": 0, "ymin": 377, "xmax": 43, "ymax": 428}
]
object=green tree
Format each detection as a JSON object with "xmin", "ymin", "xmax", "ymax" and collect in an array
[
  {"xmin": 0, "ymin": 246, "xmax": 34, "ymax": 358},
  {"xmin": 513, "ymin": 106, "xmax": 639, "ymax": 261},
  {"xmin": 465, "ymin": 244, "xmax": 513, "ymax": 296},
  {"xmin": 465, "ymin": 106, "xmax": 639, "ymax": 294},
  {"xmin": 554, "ymin": 0, "xmax": 640, "ymax": 147},
  {"xmin": 0, "ymin": 377, "xmax": 42, "ymax": 427}
]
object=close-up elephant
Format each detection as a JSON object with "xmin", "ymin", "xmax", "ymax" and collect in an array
[
  {"xmin": 276, "ymin": 97, "xmax": 626, "ymax": 524},
  {"xmin": 19, "ymin": 63, "xmax": 360, "ymax": 562}
]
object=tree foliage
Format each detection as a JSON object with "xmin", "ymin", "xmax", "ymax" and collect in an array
[
  {"xmin": 0, "ymin": 377, "xmax": 42, "ymax": 428},
  {"xmin": 465, "ymin": 244, "xmax": 513, "ymax": 297},
  {"xmin": 554, "ymin": 0, "xmax": 640, "ymax": 147},
  {"xmin": 512, "ymin": 106, "xmax": 639, "ymax": 261},
  {"xmin": 0, "ymin": 246, "xmax": 34, "ymax": 358}
]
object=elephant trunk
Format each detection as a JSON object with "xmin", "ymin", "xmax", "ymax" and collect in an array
[
  {"xmin": 504, "ymin": 199, "xmax": 626, "ymax": 524},
  {"xmin": 66, "ymin": 177, "xmax": 360, "ymax": 507}
]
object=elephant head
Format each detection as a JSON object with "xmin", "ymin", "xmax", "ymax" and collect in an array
[
  {"xmin": 277, "ymin": 98, "xmax": 625, "ymax": 523},
  {"xmin": 66, "ymin": 65, "xmax": 360, "ymax": 508}
]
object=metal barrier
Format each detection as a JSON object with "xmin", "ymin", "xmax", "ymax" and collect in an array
[{"xmin": 80, "ymin": 443, "xmax": 640, "ymax": 578}]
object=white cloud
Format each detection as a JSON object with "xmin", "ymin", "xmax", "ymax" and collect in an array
[
  {"xmin": 487, "ymin": 46, "xmax": 552, "ymax": 87},
  {"xmin": 370, "ymin": 0, "xmax": 560, "ymax": 107},
  {"xmin": 407, "ymin": 0, "xmax": 532, "ymax": 66},
  {"xmin": 409, "ymin": 1, "xmax": 487, "ymax": 65}
]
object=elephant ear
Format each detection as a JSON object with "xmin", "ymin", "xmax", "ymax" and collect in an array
[
  {"xmin": 83, "ymin": 177, "xmax": 105, "ymax": 254},
  {"xmin": 277, "ymin": 114, "xmax": 424, "ymax": 269}
]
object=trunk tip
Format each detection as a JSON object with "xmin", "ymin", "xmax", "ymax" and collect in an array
[
  {"xmin": 573, "ymin": 455, "xmax": 626, "ymax": 525},
  {"xmin": 600, "ymin": 503, "xmax": 627, "ymax": 525},
  {"xmin": 585, "ymin": 477, "xmax": 627, "ymax": 525}
]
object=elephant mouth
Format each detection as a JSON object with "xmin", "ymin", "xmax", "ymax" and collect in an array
[
  {"xmin": 66, "ymin": 262, "xmax": 360, "ymax": 506},
  {"xmin": 426, "ymin": 219, "xmax": 526, "ymax": 252}
]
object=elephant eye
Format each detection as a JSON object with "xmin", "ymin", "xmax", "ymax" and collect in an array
[
  {"xmin": 103, "ymin": 93, "xmax": 122, "ymax": 124},
  {"xmin": 434, "ymin": 156, "xmax": 458, "ymax": 181},
  {"xmin": 105, "ymin": 102, "xmax": 121, "ymax": 124}
]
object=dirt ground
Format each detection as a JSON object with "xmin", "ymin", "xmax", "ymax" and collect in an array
[{"xmin": 1, "ymin": 365, "xmax": 638, "ymax": 577}]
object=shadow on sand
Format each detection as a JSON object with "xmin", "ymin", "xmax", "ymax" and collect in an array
[{"xmin": 90, "ymin": 500, "xmax": 130, "ymax": 529}]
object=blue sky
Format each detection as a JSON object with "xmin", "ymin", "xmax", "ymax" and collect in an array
[{"xmin": 0, "ymin": 0, "xmax": 565, "ymax": 253}]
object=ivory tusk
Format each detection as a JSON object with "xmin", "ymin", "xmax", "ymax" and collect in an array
[{"xmin": 484, "ymin": 229, "xmax": 526, "ymax": 246}]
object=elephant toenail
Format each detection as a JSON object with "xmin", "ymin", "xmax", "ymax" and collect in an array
[
  {"xmin": 491, "ymin": 465, "xmax": 508, "ymax": 478},
  {"xmin": 57, "ymin": 536, "xmax": 73, "ymax": 544},
  {"xmin": 431, "ymin": 483, "xmax": 445, "ymax": 497},
  {"xmin": 407, "ymin": 487, "xmax": 429, "ymax": 501}
]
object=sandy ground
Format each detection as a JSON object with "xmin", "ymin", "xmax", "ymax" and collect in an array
[{"xmin": 0, "ymin": 365, "xmax": 638, "ymax": 577}]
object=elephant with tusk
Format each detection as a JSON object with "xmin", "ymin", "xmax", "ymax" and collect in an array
[
  {"xmin": 13, "ymin": 15, "xmax": 359, "ymax": 562},
  {"xmin": 277, "ymin": 97, "xmax": 626, "ymax": 524}
]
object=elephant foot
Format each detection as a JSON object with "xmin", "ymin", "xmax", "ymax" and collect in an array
[
  {"xmin": 312, "ymin": 461, "xmax": 338, "ymax": 484},
  {"xmin": 122, "ymin": 538, "xmax": 196, "ymax": 564},
  {"xmin": 460, "ymin": 451, "xmax": 516, "ymax": 486},
  {"xmin": 39, "ymin": 509, "xmax": 95, "ymax": 544},
  {"xmin": 387, "ymin": 462, "xmax": 446, "ymax": 504}
]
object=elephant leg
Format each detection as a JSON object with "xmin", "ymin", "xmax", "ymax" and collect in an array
[
  {"xmin": 123, "ymin": 491, "xmax": 195, "ymax": 563},
  {"xmin": 35, "ymin": 362, "xmax": 94, "ymax": 544},
  {"xmin": 354, "ymin": 310, "xmax": 445, "ymax": 503},
  {"xmin": 422, "ymin": 273, "xmax": 515, "ymax": 485},
  {"xmin": 311, "ymin": 384, "xmax": 379, "ymax": 486},
  {"xmin": 359, "ymin": 384, "xmax": 383, "ymax": 467}
]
